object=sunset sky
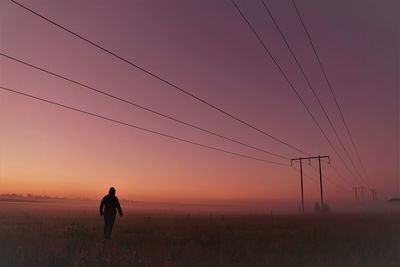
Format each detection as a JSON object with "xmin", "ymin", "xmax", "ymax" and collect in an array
[{"xmin": 0, "ymin": 0, "xmax": 398, "ymax": 210}]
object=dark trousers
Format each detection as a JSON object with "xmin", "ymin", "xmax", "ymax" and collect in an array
[{"xmin": 104, "ymin": 214, "xmax": 116, "ymax": 239}]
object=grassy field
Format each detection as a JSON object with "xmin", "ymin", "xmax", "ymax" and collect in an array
[{"xmin": 0, "ymin": 202, "xmax": 399, "ymax": 267}]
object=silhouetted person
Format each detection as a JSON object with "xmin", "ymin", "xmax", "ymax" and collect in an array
[{"xmin": 100, "ymin": 187, "xmax": 123, "ymax": 239}]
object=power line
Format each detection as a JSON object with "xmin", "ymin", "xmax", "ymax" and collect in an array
[
  {"xmin": 0, "ymin": 52, "xmax": 290, "ymax": 161},
  {"xmin": 317, "ymin": 175, "xmax": 349, "ymax": 193},
  {"xmin": 304, "ymin": 167, "xmax": 346, "ymax": 193},
  {"xmin": 290, "ymin": 0, "xmax": 370, "ymax": 185},
  {"xmin": 308, "ymin": 164, "xmax": 351, "ymax": 191},
  {"xmin": 309, "ymin": 164, "xmax": 347, "ymax": 190},
  {"xmin": 327, "ymin": 164, "xmax": 353, "ymax": 188},
  {"xmin": 0, "ymin": 85, "xmax": 291, "ymax": 167},
  {"xmin": 293, "ymin": 165, "xmax": 348, "ymax": 194},
  {"xmin": 259, "ymin": 0, "xmax": 366, "ymax": 185},
  {"xmin": 294, "ymin": 163, "xmax": 350, "ymax": 195},
  {"xmin": 292, "ymin": 165, "xmax": 318, "ymax": 184},
  {"xmin": 229, "ymin": 0, "xmax": 362, "ymax": 186},
  {"xmin": 9, "ymin": 0, "xmax": 312, "ymax": 157}
]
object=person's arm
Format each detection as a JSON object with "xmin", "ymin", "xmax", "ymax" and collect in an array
[
  {"xmin": 100, "ymin": 197, "xmax": 105, "ymax": 216},
  {"xmin": 116, "ymin": 198, "xmax": 123, "ymax": 216}
]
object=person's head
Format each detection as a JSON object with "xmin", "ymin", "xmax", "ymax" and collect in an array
[{"xmin": 109, "ymin": 187, "xmax": 116, "ymax": 196}]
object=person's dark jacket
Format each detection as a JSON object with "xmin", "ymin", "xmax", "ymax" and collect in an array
[{"xmin": 100, "ymin": 195, "xmax": 123, "ymax": 217}]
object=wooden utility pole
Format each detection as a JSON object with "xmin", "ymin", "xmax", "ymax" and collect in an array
[
  {"xmin": 291, "ymin": 155, "xmax": 330, "ymax": 211},
  {"xmin": 369, "ymin": 189, "xmax": 377, "ymax": 201},
  {"xmin": 352, "ymin": 187, "xmax": 359, "ymax": 200},
  {"xmin": 291, "ymin": 157, "xmax": 305, "ymax": 212},
  {"xmin": 360, "ymin": 186, "xmax": 366, "ymax": 200},
  {"xmin": 318, "ymin": 156, "xmax": 325, "ymax": 206},
  {"xmin": 352, "ymin": 186, "xmax": 366, "ymax": 200}
]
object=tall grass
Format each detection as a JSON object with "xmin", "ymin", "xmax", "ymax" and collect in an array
[{"xmin": 0, "ymin": 205, "xmax": 399, "ymax": 266}]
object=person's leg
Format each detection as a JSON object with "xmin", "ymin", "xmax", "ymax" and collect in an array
[
  {"xmin": 105, "ymin": 215, "xmax": 114, "ymax": 239},
  {"xmin": 108, "ymin": 216, "xmax": 115, "ymax": 238},
  {"xmin": 103, "ymin": 216, "xmax": 108, "ymax": 239}
]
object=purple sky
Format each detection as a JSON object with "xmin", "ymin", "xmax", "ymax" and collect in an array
[{"xmin": 0, "ymin": 0, "xmax": 398, "ymax": 210}]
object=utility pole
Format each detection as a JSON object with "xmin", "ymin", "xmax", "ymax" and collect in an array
[
  {"xmin": 318, "ymin": 155, "xmax": 324, "ymax": 206},
  {"xmin": 352, "ymin": 186, "xmax": 366, "ymax": 201},
  {"xmin": 291, "ymin": 157, "xmax": 305, "ymax": 212},
  {"xmin": 352, "ymin": 187, "xmax": 359, "ymax": 200},
  {"xmin": 360, "ymin": 186, "xmax": 366, "ymax": 200},
  {"xmin": 369, "ymin": 189, "xmax": 377, "ymax": 201},
  {"xmin": 292, "ymin": 155, "xmax": 330, "ymax": 210}
]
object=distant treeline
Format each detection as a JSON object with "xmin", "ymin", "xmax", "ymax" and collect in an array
[{"xmin": 0, "ymin": 193, "xmax": 91, "ymax": 201}]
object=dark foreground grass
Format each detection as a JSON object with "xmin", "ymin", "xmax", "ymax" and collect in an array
[{"xmin": 0, "ymin": 204, "xmax": 399, "ymax": 267}]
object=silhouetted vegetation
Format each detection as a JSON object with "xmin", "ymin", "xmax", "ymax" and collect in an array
[{"xmin": 0, "ymin": 204, "xmax": 399, "ymax": 266}]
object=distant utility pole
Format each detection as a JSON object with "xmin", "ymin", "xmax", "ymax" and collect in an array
[
  {"xmin": 352, "ymin": 186, "xmax": 366, "ymax": 200},
  {"xmin": 360, "ymin": 186, "xmax": 366, "ymax": 200},
  {"xmin": 352, "ymin": 187, "xmax": 359, "ymax": 200},
  {"xmin": 291, "ymin": 155, "xmax": 330, "ymax": 211},
  {"xmin": 369, "ymin": 189, "xmax": 377, "ymax": 201}
]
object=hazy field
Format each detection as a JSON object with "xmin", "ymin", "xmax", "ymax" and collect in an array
[{"xmin": 0, "ymin": 202, "xmax": 399, "ymax": 267}]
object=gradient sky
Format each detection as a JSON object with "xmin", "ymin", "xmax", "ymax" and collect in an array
[{"xmin": 0, "ymin": 0, "xmax": 398, "ymax": 210}]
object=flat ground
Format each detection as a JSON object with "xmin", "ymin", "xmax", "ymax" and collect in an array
[{"xmin": 0, "ymin": 202, "xmax": 399, "ymax": 267}]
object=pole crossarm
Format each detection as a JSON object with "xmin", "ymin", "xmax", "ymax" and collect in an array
[{"xmin": 291, "ymin": 156, "xmax": 330, "ymax": 163}]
